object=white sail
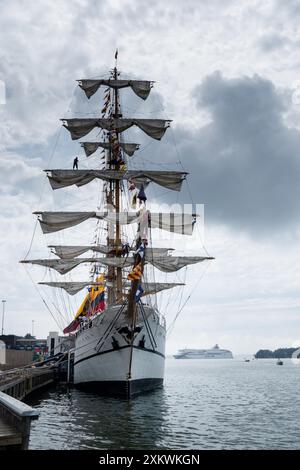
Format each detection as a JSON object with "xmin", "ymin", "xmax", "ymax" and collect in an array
[
  {"xmin": 78, "ymin": 79, "xmax": 153, "ymax": 100},
  {"xmin": 61, "ymin": 118, "xmax": 171, "ymax": 140},
  {"xmin": 49, "ymin": 244, "xmax": 112, "ymax": 258},
  {"xmin": 34, "ymin": 210, "xmax": 196, "ymax": 235},
  {"xmin": 45, "ymin": 169, "xmax": 187, "ymax": 191},
  {"xmin": 49, "ymin": 245, "xmax": 172, "ymax": 259},
  {"xmin": 39, "ymin": 280, "xmax": 184, "ymax": 296},
  {"xmin": 150, "ymin": 256, "xmax": 213, "ymax": 272},
  {"xmin": 81, "ymin": 142, "xmax": 140, "ymax": 157},
  {"xmin": 141, "ymin": 282, "xmax": 185, "ymax": 296},
  {"xmin": 21, "ymin": 255, "xmax": 212, "ymax": 275},
  {"xmin": 21, "ymin": 257, "xmax": 135, "ymax": 275},
  {"xmin": 38, "ymin": 281, "xmax": 105, "ymax": 295}
]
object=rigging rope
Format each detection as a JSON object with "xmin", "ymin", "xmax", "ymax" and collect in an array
[{"xmin": 166, "ymin": 260, "xmax": 213, "ymax": 336}]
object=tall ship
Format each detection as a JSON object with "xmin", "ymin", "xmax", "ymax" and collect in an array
[
  {"xmin": 174, "ymin": 344, "xmax": 233, "ymax": 359},
  {"xmin": 21, "ymin": 52, "xmax": 214, "ymax": 397}
]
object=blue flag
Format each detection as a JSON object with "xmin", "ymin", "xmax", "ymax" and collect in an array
[
  {"xmin": 135, "ymin": 242, "xmax": 145, "ymax": 259},
  {"xmin": 135, "ymin": 284, "xmax": 144, "ymax": 302}
]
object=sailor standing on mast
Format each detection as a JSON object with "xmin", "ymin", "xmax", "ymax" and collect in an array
[{"xmin": 73, "ymin": 156, "xmax": 79, "ymax": 169}]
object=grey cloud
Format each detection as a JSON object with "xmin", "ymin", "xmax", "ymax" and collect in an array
[
  {"xmin": 148, "ymin": 72, "xmax": 300, "ymax": 236},
  {"xmin": 258, "ymin": 33, "xmax": 291, "ymax": 52},
  {"xmin": 258, "ymin": 33, "xmax": 300, "ymax": 53}
]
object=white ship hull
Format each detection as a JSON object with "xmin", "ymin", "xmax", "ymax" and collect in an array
[{"xmin": 74, "ymin": 304, "xmax": 166, "ymax": 397}]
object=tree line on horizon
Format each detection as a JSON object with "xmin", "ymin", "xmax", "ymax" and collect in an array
[{"xmin": 255, "ymin": 347, "xmax": 300, "ymax": 359}]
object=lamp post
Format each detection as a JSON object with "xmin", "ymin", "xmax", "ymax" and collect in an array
[{"xmin": 1, "ymin": 300, "xmax": 6, "ymax": 336}]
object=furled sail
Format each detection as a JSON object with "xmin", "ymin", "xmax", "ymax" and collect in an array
[
  {"xmin": 49, "ymin": 245, "xmax": 172, "ymax": 259},
  {"xmin": 20, "ymin": 257, "xmax": 135, "ymax": 275},
  {"xmin": 141, "ymin": 282, "xmax": 185, "ymax": 296},
  {"xmin": 39, "ymin": 281, "xmax": 105, "ymax": 295},
  {"xmin": 38, "ymin": 280, "xmax": 183, "ymax": 296},
  {"xmin": 81, "ymin": 142, "xmax": 140, "ymax": 157},
  {"xmin": 45, "ymin": 169, "xmax": 187, "ymax": 191},
  {"xmin": 78, "ymin": 79, "xmax": 153, "ymax": 100},
  {"xmin": 49, "ymin": 244, "xmax": 114, "ymax": 258},
  {"xmin": 20, "ymin": 255, "xmax": 213, "ymax": 275},
  {"xmin": 61, "ymin": 118, "xmax": 171, "ymax": 141},
  {"xmin": 34, "ymin": 211, "xmax": 196, "ymax": 235},
  {"xmin": 150, "ymin": 256, "xmax": 214, "ymax": 273}
]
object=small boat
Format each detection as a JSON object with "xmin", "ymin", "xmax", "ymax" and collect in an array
[
  {"xmin": 244, "ymin": 359, "xmax": 250, "ymax": 362},
  {"xmin": 276, "ymin": 359, "xmax": 283, "ymax": 365}
]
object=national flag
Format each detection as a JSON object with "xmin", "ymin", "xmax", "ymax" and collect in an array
[
  {"xmin": 63, "ymin": 275, "xmax": 105, "ymax": 334},
  {"xmin": 139, "ymin": 208, "xmax": 149, "ymax": 239},
  {"xmin": 128, "ymin": 180, "xmax": 136, "ymax": 191},
  {"xmin": 63, "ymin": 318, "xmax": 80, "ymax": 334},
  {"xmin": 127, "ymin": 262, "xmax": 142, "ymax": 281},
  {"xmin": 135, "ymin": 242, "xmax": 145, "ymax": 259},
  {"xmin": 115, "ymin": 49, "xmax": 118, "ymax": 60},
  {"xmin": 137, "ymin": 184, "xmax": 147, "ymax": 203},
  {"xmin": 131, "ymin": 192, "xmax": 137, "ymax": 209}
]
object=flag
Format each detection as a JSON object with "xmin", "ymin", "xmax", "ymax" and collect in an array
[
  {"xmin": 139, "ymin": 208, "xmax": 149, "ymax": 239},
  {"xmin": 88, "ymin": 290, "xmax": 105, "ymax": 316},
  {"xmin": 135, "ymin": 242, "xmax": 145, "ymax": 259},
  {"xmin": 63, "ymin": 275, "xmax": 105, "ymax": 334},
  {"xmin": 127, "ymin": 263, "xmax": 142, "ymax": 281},
  {"xmin": 135, "ymin": 284, "xmax": 144, "ymax": 302},
  {"xmin": 131, "ymin": 192, "xmax": 137, "ymax": 209},
  {"xmin": 137, "ymin": 184, "xmax": 147, "ymax": 203},
  {"xmin": 63, "ymin": 318, "xmax": 80, "ymax": 334},
  {"xmin": 115, "ymin": 49, "xmax": 118, "ymax": 60},
  {"xmin": 128, "ymin": 180, "xmax": 136, "ymax": 191}
]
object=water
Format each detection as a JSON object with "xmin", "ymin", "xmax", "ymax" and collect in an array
[{"xmin": 27, "ymin": 358, "xmax": 300, "ymax": 449}]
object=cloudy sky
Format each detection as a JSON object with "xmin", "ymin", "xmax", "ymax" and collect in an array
[{"xmin": 1, "ymin": 0, "xmax": 300, "ymax": 354}]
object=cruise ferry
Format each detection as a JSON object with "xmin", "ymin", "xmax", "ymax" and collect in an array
[{"xmin": 173, "ymin": 344, "xmax": 233, "ymax": 359}]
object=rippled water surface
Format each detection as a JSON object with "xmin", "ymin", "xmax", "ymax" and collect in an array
[{"xmin": 27, "ymin": 358, "xmax": 300, "ymax": 449}]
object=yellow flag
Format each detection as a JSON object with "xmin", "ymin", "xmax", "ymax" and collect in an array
[{"xmin": 74, "ymin": 274, "xmax": 105, "ymax": 320}]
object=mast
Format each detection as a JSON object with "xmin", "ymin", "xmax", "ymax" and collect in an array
[
  {"xmin": 113, "ymin": 60, "xmax": 123, "ymax": 300},
  {"xmin": 106, "ymin": 53, "xmax": 123, "ymax": 305}
]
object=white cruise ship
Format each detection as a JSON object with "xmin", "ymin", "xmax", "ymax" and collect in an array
[{"xmin": 173, "ymin": 344, "xmax": 233, "ymax": 359}]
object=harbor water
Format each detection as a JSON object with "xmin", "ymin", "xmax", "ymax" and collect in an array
[{"xmin": 27, "ymin": 358, "xmax": 300, "ymax": 450}]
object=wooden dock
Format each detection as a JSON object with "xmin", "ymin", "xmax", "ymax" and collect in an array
[
  {"xmin": 0, "ymin": 367, "xmax": 54, "ymax": 400},
  {"xmin": 0, "ymin": 366, "xmax": 55, "ymax": 449},
  {"xmin": 0, "ymin": 416, "xmax": 22, "ymax": 448},
  {"xmin": 0, "ymin": 391, "xmax": 39, "ymax": 449}
]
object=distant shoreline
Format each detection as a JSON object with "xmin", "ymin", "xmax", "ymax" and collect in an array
[{"xmin": 255, "ymin": 347, "xmax": 300, "ymax": 359}]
